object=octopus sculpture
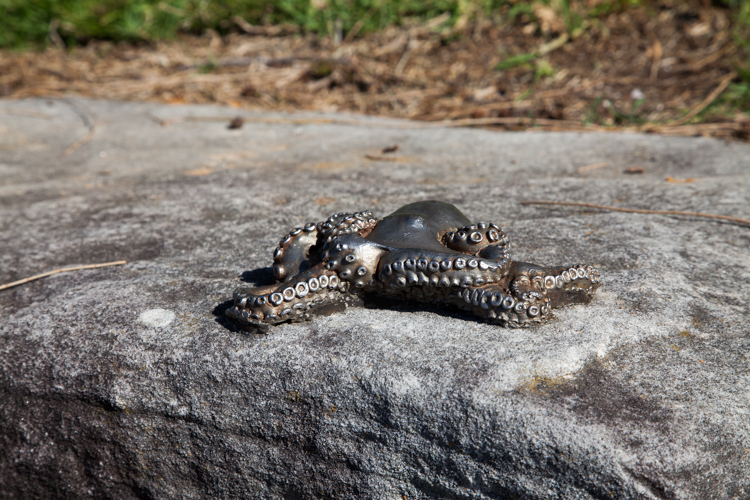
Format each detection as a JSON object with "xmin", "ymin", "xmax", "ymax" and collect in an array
[{"xmin": 227, "ymin": 201, "xmax": 600, "ymax": 332}]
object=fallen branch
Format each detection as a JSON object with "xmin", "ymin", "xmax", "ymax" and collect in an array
[
  {"xmin": 0, "ymin": 261, "xmax": 127, "ymax": 291},
  {"xmin": 521, "ymin": 201, "xmax": 750, "ymax": 226}
]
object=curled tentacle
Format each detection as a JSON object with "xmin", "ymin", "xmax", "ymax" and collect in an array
[
  {"xmin": 318, "ymin": 211, "xmax": 379, "ymax": 250},
  {"xmin": 507, "ymin": 274, "xmax": 551, "ymax": 326},
  {"xmin": 542, "ymin": 264, "xmax": 601, "ymax": 308},
  {"xmin": 442, "ymin": 222, "xmax": 512, "ymax": 273},
  {"xmin": 227, "ymin": 263, "xmax": 353, "ymax": 333},
  {"xmin": 442, "ymin": 223, "xmax": 510, "ymax": 254},
  {"xmin": 273, "ymin": 222, "xmax": 320, "ymax": 281},
  {"xmin": 476, "ymin": 244, "xmax": 511, "ymax": 266},
  {"xmin": 323, "ymin": 233, "xmax": 388, "ymax": 291}
]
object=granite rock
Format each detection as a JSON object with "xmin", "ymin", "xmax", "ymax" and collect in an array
[{"xmin": 1, "ymin": 98, "xmax": 749, "ymax": 499}]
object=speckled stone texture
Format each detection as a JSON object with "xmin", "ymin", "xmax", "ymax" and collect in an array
[{"xmin": 1, "ymin": 98, "xmax": 749, "ymax": 500}]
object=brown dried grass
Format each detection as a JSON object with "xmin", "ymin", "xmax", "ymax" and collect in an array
[{"xmin": 1, "ymin": 5, "xmax": 747, "ymax": 140}]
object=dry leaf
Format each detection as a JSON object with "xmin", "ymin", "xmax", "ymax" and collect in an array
[
  {"xmin": 315, "ymin": 196, "xmax": 337, "ymax": 205},
  {"xmin": 184, "ymin": 167, "xmax": 214, "ymax": 176},
  {"xmin": 227, "ymin": 116, "xmax": 244, "ymax": 129},
  {"xmin": 625, "ymin": 166, "xmax": 645, "ymax": 174}
]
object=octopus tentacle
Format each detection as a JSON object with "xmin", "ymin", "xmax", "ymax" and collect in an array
[
  {"xmin": 376, "ymin": 249, "xmax": 511, "ymax": 292},
  {"xmin": 442, "ymin": 222, "xmax": 510, "ymax": 255},
  {"xmin": 420, "ymin": 262, "xmax": 599, "ymax": 326},
  {"xmin": 477, "ymin": 244, "xmax": 511, "ymax": 264},
  {"xmin": 318, "ymin": 211, "xmax": 379, "ymax": 250},
  {"xmin": 272, "ymin": 222, "xmax": 320, "ymax": 281},
  {"xmin": 451, "ymin": 282, "xmax": 550, "ymax": 327},
  {"xmin": 541, "ymin": 264, "xmax": 601, "ymax": 308},
  {"xmin": 227, "ymin": 263, "xmax": 353, "ymax": 333},
  {"xmin": 322, "ymin": 233, "xmax": 389, "ymax": 291},
  {"xmin": 227, "ymin": 201, "xmax": 602, "ymax": 332},
  {"xmin": 508, "ymin": 275, "xmax": 551, "ymax": 326}
]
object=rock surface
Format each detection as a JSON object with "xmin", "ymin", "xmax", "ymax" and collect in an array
[{"xmin": 1, "ymin": 98, "xmax": 749, "ymax": 499}]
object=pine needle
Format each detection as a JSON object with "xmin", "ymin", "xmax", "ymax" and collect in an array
[
  {"xmin": 521, "ymin": 201, "xmax": 750, "ymax": 226},
  {"xmin": 0, "ymin": 261, "xmax": 127, "ymax": 291}
]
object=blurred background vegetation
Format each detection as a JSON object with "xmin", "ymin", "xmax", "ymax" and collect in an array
[
  {"xmin": 1, "ymin": 0, "xmax": 748, "ymax": 136},
  {"xmin": 1, "ymin": 0, "xmax": 748, "ymax": 49}
]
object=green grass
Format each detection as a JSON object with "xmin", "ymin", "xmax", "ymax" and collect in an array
[
  {"xmin": 704, "ymin": 66, "xmax": 750, "ymax": 118},
  {"xmin": 0, "ymin": 0, "xmax": 505, "ymax": 48},
  {"xmin": 495, "ymin": 52, "xmax": 538, "ymax": 71},
  {"xmin": 1, "ymin": 0, "xmax": 749, "ymax": 53}
]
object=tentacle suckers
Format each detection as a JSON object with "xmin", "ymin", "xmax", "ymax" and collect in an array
[{"xmin": 227, "ymin": 201, "xmax": 601, "ymax": 332}]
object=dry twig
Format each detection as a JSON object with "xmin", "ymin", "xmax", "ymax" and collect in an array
[
  {"xmin": 667, "ymin": 72, "xmax": 736, "ymax": 127},
  {"xmin": 0, "ymin": 261, "xmax": 127, "ymax": 291},
  {"xmin": 650, "ymin": 38, "xmax": 663, "ymax": 81},
  {"xmin": 63, "ymin": 126, "xmax": 97, "ymax": 156},
  {"xmin": 0, "ymin": 107, "xmax": 54, "ymax": 118},
  {"xmin": 231, "ymin": 17, "xmax": 299, "ymax": 36},
  {"xmin": 686, "ymin": 43, "xmax": 735, "ymax": 72},
  {"xmin": 395, "ymin": 35, "xmax": 416, "ymax": 75},
  {"xmin": 364, "ymin": 153, "xmax": 408, "ymax": 161},
  {"xmin": 650, "ymin": 121, "xmax": 747, "ymax": 136},
  {"xmin": 60, "ymin": 98, "xmax": 97, "ymax": 156},
  {"xmin": 341, "ymin": 7, "xmax": 377, "ymax": 45},
  {"xmin": 577, "ymin": 162, "xmax": 608, "ymax": 173},
  {"xmin": 538, "ymin": 33, "xmax": 569, "ymax": 56},
  {"xmin": 521, "ymin": 201, "xmax": 750, "ymax": 226}
]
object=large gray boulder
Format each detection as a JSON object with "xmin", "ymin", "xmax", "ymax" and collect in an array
[{"xmin": 1, "ymin": 98, "xmax": 748, "ymax": 499}]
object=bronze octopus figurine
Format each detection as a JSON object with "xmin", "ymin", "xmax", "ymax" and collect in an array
[{"xmin": 227, "ymin": 201, "xmax": 601, "ymax": 332}]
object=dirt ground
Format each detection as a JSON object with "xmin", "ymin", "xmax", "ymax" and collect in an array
[{"xmin": 1, "ymin": 3, "xmax": 748, "ymax": 141}]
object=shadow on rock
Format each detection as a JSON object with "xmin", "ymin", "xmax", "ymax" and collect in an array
[
  {"xmin": 212, "ymin": 299, "xmax": 240, "ymax": 333},
  {"xmin": 362, "ymin": 294, "xmax": 481, "ymax": 324},
  {"xmin": 213, "ymin": 267, "xmax": 276, "ymax": 334},
  {"xmin": 240, "ymin": 267, "xmax": 274, "ymax": 286}
]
